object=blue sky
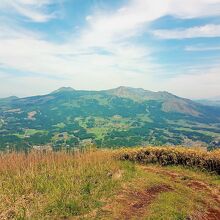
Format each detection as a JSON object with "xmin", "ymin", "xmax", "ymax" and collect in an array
[{"xmin": 0, "ymin": 0, "xmax": 220, "ymax": 99}]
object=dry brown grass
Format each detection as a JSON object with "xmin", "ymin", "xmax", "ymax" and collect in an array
[{"xmin": 0, "ymin": 149, "xmax": 134, "ymax": 219}]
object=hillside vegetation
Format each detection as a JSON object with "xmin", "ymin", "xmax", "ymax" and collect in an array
[
  {"xmin": 1, "ymin": 87, "xmax": 220, "ymax": 151},
  {"xmin": 116, "ymin": 147, "xmax": 220, "ymax": 174},
  {"xmin": 0, "ymin": 147, "xmax": 219, "ymax": 219},
  {"xmin": 0, "ymin": 87, "xmax": 220, "ymax": 150}
]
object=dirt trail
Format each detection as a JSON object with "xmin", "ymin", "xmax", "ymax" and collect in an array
[
  {"xmin": 100, "ymin": 183, "xmax": 172, "ymax": 220},
  {"xmin": 196, "ymin": 208, "xmax": 220, "ymax": 220},
  {"xmin": 141, "ymin": 166, "xmax": 182, "ymax": 179},
  {"xmin": 120, "ymin": 184, "xmax": 172, "ymax": 220},
  {"xmin": 142, "ymin": 165, "xmax": 220, "ymax": 220},
  {"xmin": 82, "ymin": 165, "xmax": 220, "ymax": 220}
]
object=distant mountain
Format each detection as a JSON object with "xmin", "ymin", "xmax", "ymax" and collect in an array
[
  {"xmin": 106, "ymin": 86, "xmax": 201, "ymax": 116},
  {"xmin": 0, "ymin": 87, "xmax": 220, "ymax": 151},
  {"xmin": 0, "ymin": 96, "xmax": 19, "ymax": 103},
  {"xmin": 196, "ymin": 99, "xmax": 220, "ymax": 107},
  {"xmin": 106, "ymin": 86, "xmax": 177, "ymax": 101}
]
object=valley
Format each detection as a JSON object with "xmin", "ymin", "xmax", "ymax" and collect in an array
[{"xmin": 0, "ymin": 87, "xmax": 220, "ymax": 151}]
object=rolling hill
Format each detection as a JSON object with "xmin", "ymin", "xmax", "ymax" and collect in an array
[{"xmin": 0, "ymin": 87, "xmax": 220, "ymax": 151}]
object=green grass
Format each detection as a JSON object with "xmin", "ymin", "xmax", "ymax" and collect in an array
[
  {"xmin": 87, "ymin": 127, "xmax": 109, "ymax": 139},
  {"xmin": 25, "ymin": 129, "xmax": 47, "ymax": 136},
  {"xmin": 147, "ymin": 192, "xmax": 195, "ymax": 220},
  {"xmin": 176, "ymin": 127, "xmax": 220, "ymax": 138},
  {"xmin": 53, "ymin": 122, "xmax": 66, "ymax": 129},
  {"xmin": 77, "ymin": 116, "xmax": 136, "ymax": 140},
  {"xmin": 14, "ymin": 129, "xmax": 47, "ymax": 138}
]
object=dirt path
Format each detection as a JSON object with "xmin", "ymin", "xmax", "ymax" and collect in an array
[
  {"xmin": 81, "ymin": 165, "xmax": 220, "ymax": 220},
  {"xmin": 142, "ymin": 166, "xmax": 220, "ymax": 220},
  {"xmin": 120, "ymin": 184, "xmax": 172, "ymax": 219},
  {"xmin": 101, "ymin": 183, "xmax": 172, "ymax": 220}
]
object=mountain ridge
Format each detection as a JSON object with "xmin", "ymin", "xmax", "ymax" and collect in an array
[
  {"xmin": 0, "ymin": 86, "xmax": 214, "ymax": 117},
  {"xmin": 1, "ymin": 86, "xmax": 203, "ymax": 116},
  {"xmin": 1, "ymin": 86, "xmax": 219, "ymax": 119},
  {"xmin": 0, "ymin": 86, "xmax": 189, "ymax": 100}
]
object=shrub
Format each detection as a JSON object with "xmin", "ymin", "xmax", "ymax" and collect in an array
[{"xmin": 115, "ymin": 147, "xmax": 220, "ymax": 174}]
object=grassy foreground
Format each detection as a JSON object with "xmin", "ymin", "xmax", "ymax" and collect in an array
[{"xmin": 0, "ymin": 148, "xmax": 219, "ymax": 219}]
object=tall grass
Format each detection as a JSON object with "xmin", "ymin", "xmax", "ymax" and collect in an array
[
  {"xmin": 115, "ymin": 147, "xmax": 220, "ymax": 174},
  {"xmin": 0, "ymin": 149, "xmax": 133, "ymax": 219}
]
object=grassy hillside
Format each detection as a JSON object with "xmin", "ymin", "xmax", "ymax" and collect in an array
[{"xmin": 0, "ymin": 147, "xmax": 219, "ymax": 219}]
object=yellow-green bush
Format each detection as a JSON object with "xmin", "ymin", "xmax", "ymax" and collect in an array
[{"xmin": 115, "ymin": 147, "xmax": 220, "ymax": 174}]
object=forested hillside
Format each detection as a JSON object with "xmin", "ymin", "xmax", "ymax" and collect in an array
[{"xmin": 0, "ymin": 87, "xmax": 220, "ymax": 151}]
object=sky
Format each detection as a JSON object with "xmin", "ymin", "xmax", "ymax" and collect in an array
[{"xmin": 0, "ymin": 0, "xmax": 220, "ymax": 99}]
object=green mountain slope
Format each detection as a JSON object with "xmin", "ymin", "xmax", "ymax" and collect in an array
[
  {"xmin": 0, "ymin": 87, "xmax": 220, "ymax": 150},
  {"xmin": 106, "ymin": 86, "xmax": 201, "ymax": 116}
]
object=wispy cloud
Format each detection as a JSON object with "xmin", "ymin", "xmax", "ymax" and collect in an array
[
  {"xmin": 0, "ymin": 0, "xmax": 57, "ymax": 22},
  {"xmin": 169, "ymin": 0, "xmax": 220, "ymax": 18},
  {"xmin": 0, "ymin": 24, "xmax": 159, "ymax": 96},
  {"xmin": 152, "ymin": 24, "xmax": 220, "ymax": 39},
  {"xmin": 80, "ymin": 0, "xmax": 220, "ymax": 46},
  {"xmin": 161, "ymin": 67, "xmax": 220, "ymax": 99},
  {"xmin": 185, "ymin": 45, "xmax": 220, "ymax": 51}
]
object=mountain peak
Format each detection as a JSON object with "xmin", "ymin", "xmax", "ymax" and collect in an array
[
  {"xmin": 114, "ymin": 86, "xmax": 146, "ymax": 92},
  {"xmin": 108, "ymin": 86, "xmax": 151, "ymax": 94},
  {"xmin": 106, "ymin": 86, "xmax": 176, "ymax": 101},
  {"xmin": 51, "ymin": 87, "xmax": 75, "ymax": 94}
]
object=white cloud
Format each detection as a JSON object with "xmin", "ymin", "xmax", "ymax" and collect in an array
[
  {"xmin": 160, "ymin": 68, "xmax": 220, "ymax": 99},
  {"xmin": 185, "ymin": 45, "xmax": 220, "ymax": 51},
  {"xmin": 169, "ymin": 0, "xmax": 220, "ymax": 18},
  {"xmin": 0, "ymin": 24, "xmax": 159, "ymax": 98},
  {"xmin": 0, "ymin": 0, "xmax": 57, "ymax": 22},
  {"xmin": 85, "ymin": 15, "xmax": 93, "ymax": 21},
  {"xmin": 0, "ymin": 30, "xmax": 155, "ymax": 76},
  {"xmin": 0, "ymin": 0, "xmax": 220, "ymax": 98},
  {"xmin": 81, "ymin": 0, "xmax": 220, "ymax": 46},
  {"xmin": 153, "ymin": 24, "xmax": 220, "ymax": 39}
]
